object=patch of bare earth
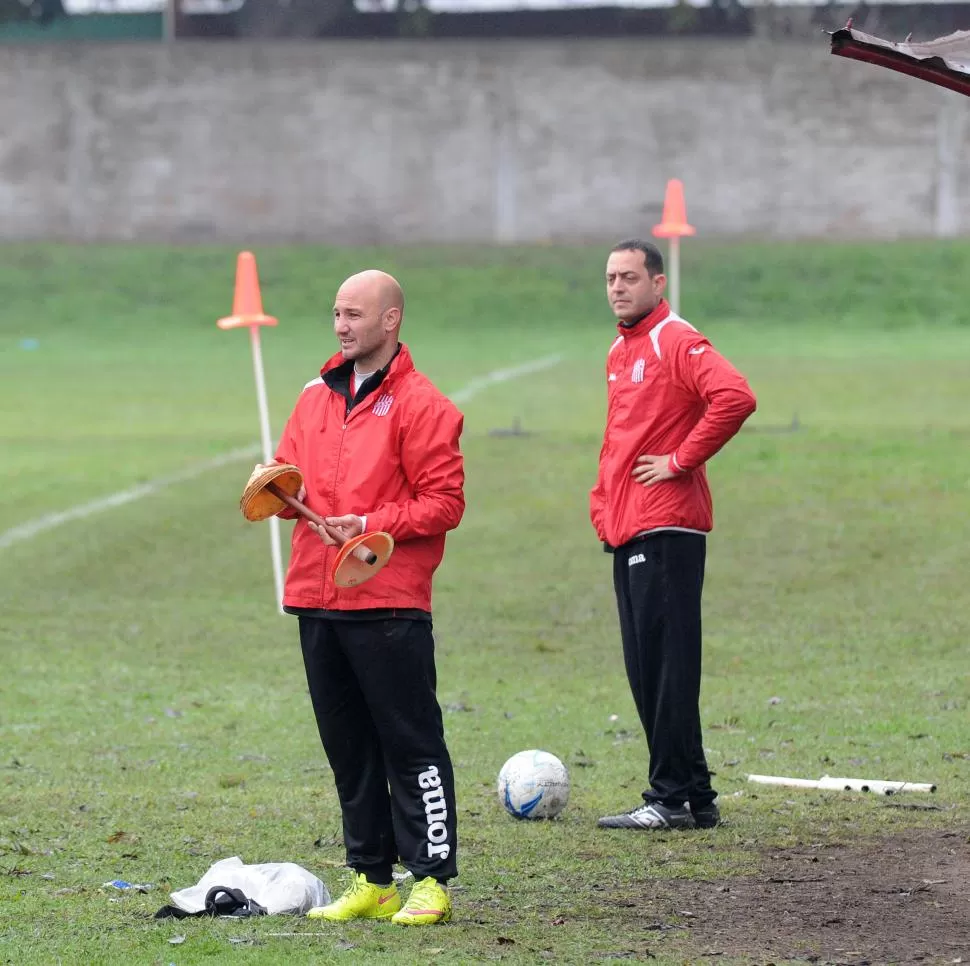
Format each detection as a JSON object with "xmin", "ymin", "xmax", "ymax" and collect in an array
[{"xmin": 622, "ymin": 829, "xmax": 970, "ymax": 964}]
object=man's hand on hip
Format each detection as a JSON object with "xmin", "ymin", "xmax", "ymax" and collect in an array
[{"xmin": 632, "ymin": 454, "xmax": 677, "ymax": 486}]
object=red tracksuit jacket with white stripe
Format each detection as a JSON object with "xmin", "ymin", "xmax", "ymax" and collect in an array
[
  {"xmin": 590, "ymin": 299, "xmax": 757, "ymax": 549},
  {"xmin": 274, "ymin": 343, "xmax": 465, "ymax": 612}
]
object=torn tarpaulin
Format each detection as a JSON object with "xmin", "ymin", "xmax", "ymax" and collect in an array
[{"xmin": 830, "ymin": 23, "xmax": 970, "ymax": 97}]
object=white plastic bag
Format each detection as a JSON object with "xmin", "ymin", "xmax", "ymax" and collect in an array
[{"xmin": 167, "ymin": 857, "xmax": 330, "ymax": 916}]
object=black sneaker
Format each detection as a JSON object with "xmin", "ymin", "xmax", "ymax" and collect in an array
[
  {"xmin": 597, "ymin": 802, "xmax": 694, "ymax": 830},
  {"xmin": 690, "ymin": 802, "xmax": 721, "ymax": 829}
]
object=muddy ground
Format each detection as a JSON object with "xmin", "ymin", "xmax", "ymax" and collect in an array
[{"xmin": 612, "ymin": 828, "xmax": 970, "ymax": 964}]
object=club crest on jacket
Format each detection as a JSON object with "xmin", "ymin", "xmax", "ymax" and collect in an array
[{"xmin": 372, "ymin": 394, "xmax": 394, "ymax": 417}]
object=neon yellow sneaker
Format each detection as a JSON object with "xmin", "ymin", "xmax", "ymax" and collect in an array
[
  {"xmin": 306, "ymin": 872, "xmax": 401, "ymax": 921},
  {"xmin": 391, "ymin": 876, "xmax": 452, "ymax": 926}
]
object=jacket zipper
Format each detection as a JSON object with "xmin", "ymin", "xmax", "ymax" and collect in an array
[{"xmin": 322, "ymin": 385, "xmax": 388, "ymax": 604}]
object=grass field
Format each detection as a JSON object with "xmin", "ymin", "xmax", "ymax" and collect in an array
[{"xmin": 1, "ymin": 241, "xmax": 968, "ymax": 965}]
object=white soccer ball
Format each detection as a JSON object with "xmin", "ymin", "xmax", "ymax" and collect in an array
[{"xmin": 497, "ymin": 749, "xmax": 570, "ymax": 820}]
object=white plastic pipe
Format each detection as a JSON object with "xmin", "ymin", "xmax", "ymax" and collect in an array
[
  {"xmin": 249, "ymin": 326, "xmax": 285, "ymax": 615},
  {"xmin": 747, "ymin": 774, "xmax": 937, "ymax": 795},
  {"xmin": 747, "ymin": 775, "xmax": 821, "ymax": 790},
  {"xmin": 819, "ymin": 776, "xmax": 937, "ymax": 795}
]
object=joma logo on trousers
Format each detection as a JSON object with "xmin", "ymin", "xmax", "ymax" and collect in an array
[
  {"xmin": 628, "ymin": 553, "xmax": 646, "ymax": 566},
  {"xmin": 418, "ymin": 765, "xmax": 450, "ymax": 860}
]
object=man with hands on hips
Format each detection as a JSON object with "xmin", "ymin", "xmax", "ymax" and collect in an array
[{"xmin": 591, "ymin": 240, "xmax": 757, "ymax": 831}]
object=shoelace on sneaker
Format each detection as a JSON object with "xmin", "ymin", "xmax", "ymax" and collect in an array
[
  {"xmin": 339, "ymin": 875, "xmax": 368, "ymax": 902},
  {"xmin": 406, "ymin": 880, "xmax": 443, "ymax": 912}
]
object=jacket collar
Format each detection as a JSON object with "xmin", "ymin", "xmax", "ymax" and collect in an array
[
  {"xmin": 321, "ymin": 342, "xmax": 413, "ymax": 411},
  {"xmin": 616, "ymin": 299, "xmax": 670, "ymax": 337}
]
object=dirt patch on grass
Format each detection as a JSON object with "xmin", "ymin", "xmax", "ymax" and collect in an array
[{"xmin": 635, "ymin": 828, "xmax": 970, "ymax": 964}]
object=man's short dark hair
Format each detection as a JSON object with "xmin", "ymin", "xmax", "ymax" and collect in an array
[{"xmin": 611, "ymin": 239, "xmax": 664, "ymax": 277}]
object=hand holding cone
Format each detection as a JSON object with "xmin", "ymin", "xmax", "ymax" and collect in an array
[{"xmin": 239, "ymin": 464, "xmax": 394, "ymax": 588}]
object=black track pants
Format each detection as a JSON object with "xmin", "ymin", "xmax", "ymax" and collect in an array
[
  {"xmin": 612, "ymin": 531, "xmax": 716, "ymax": 810},
  {"xmin": 298, "ymin": 616, "xmax": 458, "ymax": 883}
]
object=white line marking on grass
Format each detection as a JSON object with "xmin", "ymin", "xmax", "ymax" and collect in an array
[
  {"xmin": 449, "ymin": 353, "xmax": 562, "ymax": 404},
  {"xmin": 0, "ymin": 354, "xmax": 564, "ymax": 551},
  {"xmin": 0, "ymin": 446, "xmax": 260, "ymax": 551}
]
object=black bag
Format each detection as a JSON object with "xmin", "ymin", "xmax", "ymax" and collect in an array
[{"xmin": 154, "ymin": 885, "xmax": 267, "ymax": 920}]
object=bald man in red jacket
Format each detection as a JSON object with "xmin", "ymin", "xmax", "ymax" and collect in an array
[
  {"xmin": 591, "ymin": 240, "xmax": 757, "ymax": 832},
  {"xmin": 270, "ymin": 270, "xmax": 463, "ymax": 926}
]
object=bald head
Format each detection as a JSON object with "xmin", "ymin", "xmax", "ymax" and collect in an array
[
  {"xmin": 337, "ymin": 270, "xmax": 404, "ymax": 318},
  {"xmin": 332, "ymin": 269, "xmax": 405, "ymax": 372}
]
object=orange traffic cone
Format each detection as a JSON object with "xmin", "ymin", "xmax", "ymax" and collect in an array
[
  {"xmin": 652, "ymin": 179, "xmax": 695, "ymax": 238},
  {"xmin": 217, "ymin": 251, "xmax": 279, "ymax": 330}
]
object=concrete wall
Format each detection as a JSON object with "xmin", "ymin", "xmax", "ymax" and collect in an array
[{"xmin": 0, "ymin": 40, "xmax": 966, "ymax": 243}]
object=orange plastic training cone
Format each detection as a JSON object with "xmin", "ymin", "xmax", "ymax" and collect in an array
[
  {"xmin": 652, "ymin": 179, "xmax": 696, "ymax": 238},
  {"xmin": 217, "ymin": 251, "xmax": 279, "ymax": 330},
  {"xmin": 332, "ymin": 532, "xmax": 395, "ymax": 589}
]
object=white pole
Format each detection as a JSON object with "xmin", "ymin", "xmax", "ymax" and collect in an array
[
  {"xmin": 493, "ymin": 102, "xmax": 518, "ymax": 244},
  {"xmin": 934, "ymin": 88, "xmax": 966, "ymax": 238},
  {"xmin": 668, "ymin": 237, "xmax": 680, "ymax": 315},
  {"xmin": 163, "ymin": 0, "xmax": 177, "ymax": 42},
  {"xmin": 249, "ymin": 326, "xmax": 285, "ymax": 615}
]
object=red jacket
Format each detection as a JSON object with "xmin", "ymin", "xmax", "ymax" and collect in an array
[
  {"xmin": 590, "ymin": 300, "xmax": 756, "ymax": 548},
  {"xmin": 274, "ymin": 343, "xmax": 465, "ymax": 612}
]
